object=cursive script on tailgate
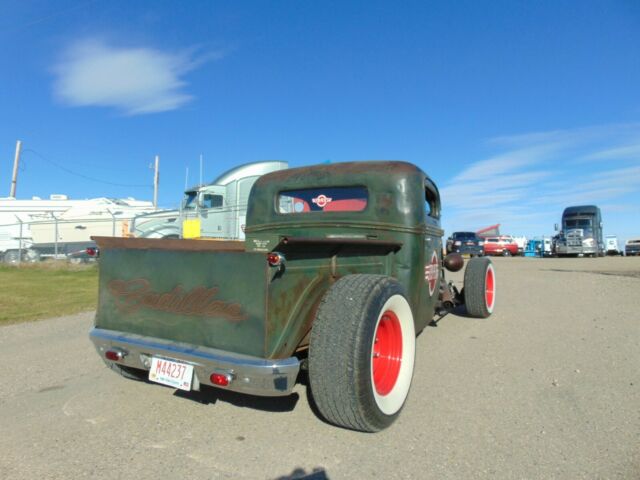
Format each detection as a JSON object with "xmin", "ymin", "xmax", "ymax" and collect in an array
[{"xmin": 108, "ymin": 279, "xmax": 248, "ymax": 322}]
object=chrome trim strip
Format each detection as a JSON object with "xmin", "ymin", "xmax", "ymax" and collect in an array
[{"xmin": 90, "ymin": 328, "xmax": 300, "ymax": 397}]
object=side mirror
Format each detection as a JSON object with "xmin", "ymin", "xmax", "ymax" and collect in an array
[{"xmin": 554, "ymin": 223, "xmax": 559, "ymax": 231}]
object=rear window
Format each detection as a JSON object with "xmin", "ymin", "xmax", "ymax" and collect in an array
[{"xmin": 278, "ymin": 187, "xmax": 368, "ymax": 214}]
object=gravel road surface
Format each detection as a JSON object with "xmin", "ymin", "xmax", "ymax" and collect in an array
[{"xmin": 1, "ymin": 257, "xmax": 638, "ymax": 479}]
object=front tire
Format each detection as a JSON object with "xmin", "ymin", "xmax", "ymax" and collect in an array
[
  {"xmin": 463, "ymin": 257, "xmax": 496, "ymax": 318},
  {"xmin": 309, "ymin": 275, "xmax": 416, "ymax": 432}
]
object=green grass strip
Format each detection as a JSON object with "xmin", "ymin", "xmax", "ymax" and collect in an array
[{"xmin": 0, "ymin": 262, "xmax": 98, "ymax": 325}]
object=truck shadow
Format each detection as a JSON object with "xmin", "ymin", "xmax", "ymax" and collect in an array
[
  {"xmin": 173, "ymin": 385, "xmax": 300, "ymax": 412},
  {"xmin": 430, "ymin": 304, "xmax": 470, "ymax": 325}
]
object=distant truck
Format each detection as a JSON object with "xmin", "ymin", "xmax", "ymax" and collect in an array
[
  {"xmin": 524, "ymin": 237, "xmax": 552, "ymax": 257},
  {"xmin": 90, "ymin": 161, "xmax": 496, "ymax": 432},
  {"xmin": 446, "ymin": 231, "xmax": 484, "ymax": 256},
  {"xmin": 605, "ymin": 235, "xmax": 622, "ymax": 256},
  {"xmin": 180, "ymin": 161, "xmax": 288, "ymax": 240},
  {"xmin": 131, "ymin": 161, "xmax": 288, "ymax": 240},
  {"xmin": 553, "ymin": 205, "xmax": 604, "ymax": 257},
  {"xmin": 128, "ymin": 210, "xmax": 181, "ymax": 239},
  {"xmin": 625, "ymin": 238, "xmax": 640, "ymax": 256}
]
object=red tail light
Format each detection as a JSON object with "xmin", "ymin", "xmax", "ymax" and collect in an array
[
  {"xmin": 210, "ymin": 373, "xmax": 232, "ymax": 387},
  {"xmin": 105, "ymin": 350, "xmax": 124, "ymax": 361},
  {"xmin": 267, "ymin": 252, "xmax": 284, "ymax": 267},
  {"xmin": 86, "ymin": 247, "xmax": 98, "ymax": 257}
]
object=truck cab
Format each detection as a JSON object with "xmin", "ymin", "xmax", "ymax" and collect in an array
[
  {"xmin": 181, "ymin": 160, "xmax": 288, "ymax": 240},
  {"xmin": 554, "ymin": 205, "xmax": 604, "ymax": 257},
  {"xmin": 181, "ymin": 185, "xmax": 227, "ymax": 238}
]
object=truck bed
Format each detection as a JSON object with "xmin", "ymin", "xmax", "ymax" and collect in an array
[{"xmin": 92, "ymin": 236, "xmax": 267, "ymax": 357}]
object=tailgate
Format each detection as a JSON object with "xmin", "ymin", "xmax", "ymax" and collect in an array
[{"xmin": 94, "ymin": 237, "xmax": 268, "ymax": 357}]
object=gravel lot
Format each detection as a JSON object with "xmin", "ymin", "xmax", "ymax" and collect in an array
[{"xmin": 1, "ymin": 256, "xmax": 638, "ymax": 479}]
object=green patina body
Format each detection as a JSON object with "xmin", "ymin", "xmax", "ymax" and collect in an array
[{"xmin": 94, "ymin": 161, "xmax": 444, "ymax": 360}]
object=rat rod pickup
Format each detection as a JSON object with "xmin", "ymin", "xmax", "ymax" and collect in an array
[{"xmin": 90, "ymin": 161, "xmax": 495, "ymax": 432}]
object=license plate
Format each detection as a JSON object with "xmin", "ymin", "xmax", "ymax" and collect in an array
[{"xmin": 149, "ymin": 357, "xmax": 194, "ymax": 391}]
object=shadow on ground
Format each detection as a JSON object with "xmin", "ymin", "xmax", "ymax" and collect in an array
[{"xmin": 173, "ymin": 385, "xmax": 300, "ymax": 412}]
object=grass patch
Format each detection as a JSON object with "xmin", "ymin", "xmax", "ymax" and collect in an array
[{"xmin": 1, "ymin": 262, "xmax": 98, "ymax": 325}]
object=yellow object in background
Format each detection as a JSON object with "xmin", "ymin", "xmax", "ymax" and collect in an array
[{"xmin": 182, "ymin": 219, "xmax": 201, "ymax": 239}]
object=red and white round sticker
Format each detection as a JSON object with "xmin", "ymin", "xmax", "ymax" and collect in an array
[
  {"xmin": 424, "ymin": 251, "xmax": 439, "ymax": 296},
  {"xmin": 312, "ymin": 194, "xmax": 332, "ymax": 208}
]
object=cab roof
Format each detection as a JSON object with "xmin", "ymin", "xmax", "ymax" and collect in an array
[{"xmin": 246, "ymin": 161, "xmax": 439, "ymax": 230}]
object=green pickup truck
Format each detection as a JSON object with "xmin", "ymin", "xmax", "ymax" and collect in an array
[{"xmin": 90, "ymin": 161, "xmax": 496, "ymax": 432}]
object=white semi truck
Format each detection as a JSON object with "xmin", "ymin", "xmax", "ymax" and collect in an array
[{"xmin": 131, "ymin": 161, "xmax": 288, "ymax": 240}]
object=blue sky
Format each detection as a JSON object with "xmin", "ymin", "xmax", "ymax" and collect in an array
[{"xmin": 1, "ymin": 1, "xmax": 639, "ymax": 241}]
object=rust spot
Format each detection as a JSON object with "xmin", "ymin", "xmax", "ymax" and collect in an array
[{"xmin": 254, "ymin": 161, "xmax": 422, "ymax": 188}]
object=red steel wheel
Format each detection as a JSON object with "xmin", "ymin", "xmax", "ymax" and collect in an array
[
  {"xmin": 485, "ymin": 264, "xmax": 495, "ymax": 313},
  {"xmin": 372, "ymin": 310, "xmax": 403, "ymax": 396}
]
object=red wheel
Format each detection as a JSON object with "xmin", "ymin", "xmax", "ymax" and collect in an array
[
  {"xmin": 484, "ymin": 264, "xmax": 495, "ymax": 314},
  {"xmin": 372, "ymin": 310, "xmax": 402, "ymax": 395},
  {"xmin": 370, "ymin": 295, "xmax": 415, "ymax": 416}
]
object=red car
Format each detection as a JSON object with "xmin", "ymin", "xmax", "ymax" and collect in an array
[{"xmin": 483, "ymin": 236, "xmax": 519, "ymax": 256}]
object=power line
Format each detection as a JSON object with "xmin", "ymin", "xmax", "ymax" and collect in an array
[{"xmin": 22, "ymin": 148, "xmax": 152, "ymax": 189}]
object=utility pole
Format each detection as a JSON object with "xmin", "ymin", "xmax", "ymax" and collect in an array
[
  {"xmin": 10, "ymin": 140, "xmax": 22, "ymax": 198},
  {"xmin": 153, "ymin": 155, "xmax": 159, "ymax": 209}
]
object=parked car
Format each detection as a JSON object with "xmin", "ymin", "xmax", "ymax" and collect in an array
[
  {"xmin": 625, "ymin": 238, "xmax": 640, "ymax": 256},
  {"xmin": 483, "ymin": 236, "xmax": 519, "ymax": 256},
  {"xmin": 446, "ymin": 231, "xmax": 484, "ymax": 256}
]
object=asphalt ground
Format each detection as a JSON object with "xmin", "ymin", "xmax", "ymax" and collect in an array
[{"xmin": 1, "ymin": 256, "xmax": 638, "ymax": 479}]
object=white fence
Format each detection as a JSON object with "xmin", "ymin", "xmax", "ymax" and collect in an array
[{"xmin": 0, "ymin": 213, "xmax": 136, "ymax": 264}]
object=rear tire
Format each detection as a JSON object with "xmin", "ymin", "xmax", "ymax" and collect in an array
[
  {"xmin": 309, "ymin": 275, "xmax": 416, "ymax": 432},
  {"xmin": 463, "ymin": 257, "xmax": 495, "ymax": 318}
]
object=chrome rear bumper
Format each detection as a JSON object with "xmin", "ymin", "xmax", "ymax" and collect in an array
[{"xmin": 90, "ymin": 328, "xmax": 300, "ymax": 396}]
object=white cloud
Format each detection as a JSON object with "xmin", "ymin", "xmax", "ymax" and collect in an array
[
  {"xmin": 441, "ymin": 124, "xmax": 640, "ymax": 238},
  {"xmin": 489, "ymin": 123, "xmax": 640, "ymax": 149},
  {"xmin": 452, "ymin": 146, "xmax": 553, "ymax": 182},
  {"xmin": 581, "ymin": 144, "xmax": 640, "ymax": 162},
  {"xmin": 53, "ymin": 39, "xmax": 217, "ymax": 115}
]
